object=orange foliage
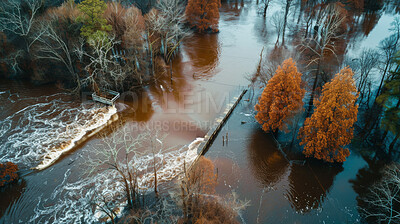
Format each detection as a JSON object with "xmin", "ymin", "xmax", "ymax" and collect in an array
[
  {"xmin": 0, "ymin": 162, "xmax": 19, "ymax": 187},
  {"xmin": 181, "ymin": 156, "xmax": 239, "ymax": 224},
  {"xmin": 298, "ymin": 67, "xmax": 359, "ymax": 163},
  {"xmin": 189, "ymin": 156, "xmax": 218, "ymax": 194},
  {"xmin": 185, "ymin": 0, "xmax": 221, "ymax": 33},
  {"xmin": 255, "ymin": 58, "xmax": 305, "ymax": 133}
]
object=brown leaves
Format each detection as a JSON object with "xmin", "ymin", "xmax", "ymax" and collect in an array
[
  {"xmin": 0, "ymin": 162, "xmax": 19, "ymax": 187},
  {"xmin": 299, "ymin": 67, "xmax": 359, "ymax": 163},
  {"xmin": 122, "ymin": 6, "xmax": 145, "ymax": 49},
  {"xmin": 255, "ymin": 58, "xmax": 305, "ymax": 133},
  {"xmin": 104, "ymin": 2, "xmax": 127, "ymax": 41}
]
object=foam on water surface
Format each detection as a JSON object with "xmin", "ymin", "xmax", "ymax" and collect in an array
[
  {"xmin": 0, "ymin": 91, "xmax": 117, "ymax": 170},
  {"xmin": 29, "ymin": 138, "xmax": 204, "ymax": 223}
]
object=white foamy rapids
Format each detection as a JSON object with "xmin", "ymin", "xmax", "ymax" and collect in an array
[
  {"xmin": 137, "ymin": 137, "xmax": 204, "ymax": 191},
  {"xmin": 0, "ymin": 92, "xmax": 117, "ymax": 169},
  {"xmin": 35, "ymin": 106, "xmax": 117, "ymax": 170},
  {"xmin": 29, "ymin": 138, "xmax": 204, "ymax": 223}
]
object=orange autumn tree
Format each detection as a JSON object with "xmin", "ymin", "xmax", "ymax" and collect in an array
[
  {"xmin": 255, "ymin": 58, "xmax": 305, "ymax": 133},
  {"xmin": 0, "ymin": 162, "xmax": 18, "ymax": 187},
  {"xmin": 185, "ymin": 0, "xmax": 221, "ymax": 33},
  {"xmin": 298, "ymin": 67, "xmax": 359, "ymax": 163}
]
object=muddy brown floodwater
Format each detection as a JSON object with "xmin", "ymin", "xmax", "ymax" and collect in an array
[
  {"xmin": 0, "ymin": 0, "xmax": 398, "ymax": 223},
  {"xmin": 206, "ymin": 89, "xmax": 368, "ymax": 223}
]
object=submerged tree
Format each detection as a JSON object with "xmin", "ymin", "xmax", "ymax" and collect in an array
[
  {"xmin": 176, "ymin": 156, "xmax": 249, "ymax": 223},
  {"xmin": 281, "ymin": 0, "xmax": 293, "ymax": 46},
  {"xmin": 0, "ymin": 162, "xmax": 18, "ymax": 187},
  {"xmin": 352, "ymin": 48, "xmax": 380, "ymax": 106},
  {"xmin": 375, "ymin": 18, "xmax": 400, "ymax": 101},
  {"xmin": 261, "ymin": 0, "xmax": 273, "ymax": 17},
  {"xmin": 299, "ymin": 67, "xmax": 359, "ymax": 163},
  {"xmin": 185, "ymin": 0, "xmax": 221, "ymax": 33},
  {"xmin": 271, "ymin": 11, "xmax": 285, "ymax": 46},
  {"xmin": 377, "ymin": 56, "xmax": 400, "ymax": 155},
  {"xmin": 298, "ymin": 3, "xmax": 347, "ymax": 117},
  {"xmin": 255, "ymin": 58, "xmax": 305, "ymax": 133},
  {"xmin": 360, "ymin": 163, "xmax": 400, "ymax": 224},
  {"xmin": 86, "ymin": 125, "xmax": 166, "ymax": 210}
]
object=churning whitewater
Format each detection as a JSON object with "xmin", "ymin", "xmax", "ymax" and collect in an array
[
  {"xmin": 0, "ymin": 91, "xmax": 117, "ymax": 170},
  {"xmin": 29, "ymin": 138, "xmax": 204, "ymax": 223}
]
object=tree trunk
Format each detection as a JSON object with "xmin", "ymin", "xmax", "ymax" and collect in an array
[
  {"xmin": 276, "ymin": 32, "xmax": 280, "ymax": 45},
  {"xmin": 361, "ymin": 102, "xmax": 383, "ymax": 139},
  {"xmin": 375, "ymin": 62, "xmax": 390, "ymax": 101},
  {"xmin": 170, "ymin": 60, "xmax": 173, "ymax": 85},
  {"xmin": 382, "ymin": 129, "xmax": 389, "ymax": 142},
  {"xmin": 389, "ymin": 133, "xmax": 400, "ymax": 156},
  {"xmin": 297, "ymin": 0, "xmax": 304, "ymax": 25},
  {"xmin": 263, "ymin": 1, "xmax": 269, "ymax": 17},
  {"xmin": 306, "ymin": 61, "xmax": 321, "ymax": 117},
  {"xmin": 282, "ymin": 0, "xmax": 291, "ymax": 46}
]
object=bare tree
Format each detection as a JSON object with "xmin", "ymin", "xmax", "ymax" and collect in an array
[
  {"xmin": 91, "ymin": 191, "xmax": 119, "ymax": 224},
  {"xmin": 360, "ymin": 163, "xmax": 400, "ymax": 224},
  {"xmin": 144, "ymin": 9, "xmax": 162, "ymax": 77},
  {"xmin": 0, "ymin": 0, "xmax": 42, "ymax": 74},
  {"xmin": 376, "ymin": 33, "xmax": 400, "ymax": 101},
  {"xmin": 75, "ymin": 34, "xmax": 129, "ymax": 93},
  {"xmin": 0, "ymin": 49, "xmax": 24, "ymax": 75},
  {"xmin": 298, "ymin": 3, "xmax": 346, "ymax": 116},
  {"xmin": 281, "ymin": 0, "xmax": 293, "ymax": 45},
  {"xmin": 271, "ymin": 11, "xmax": 285, "ymax": 46},
  {"xmin": 122, "ymin": 6, "xmax": 146, "ymax": 85},
  {"xmin": 360, "ymin": 20, "xmax": 400, "ymax": 138},
  {"xmin": 32, "ymin": 21, "xmax": 81, "ymax": 92},
  {"xmin": 262, "ymin": 0, "xmax": 273, "ymax": 17},
  {"xmin": 157, "ymin": 0, "xmax": 189, "ymax": 56},
  {"xmin": 86, "ymin": 125, "xmax": 166, "ymax": 210},
  {"xmin": 0, "ymin": 0, "xmax": 41, "ymax": 38},
  {"xmin": 86, "ymin": 126, "xmax": 146, "ymax": 209},
  {"xmin": 152, "ymin": 0, "xmax": 191, "ymax": 80},
  {"xmin": 352, "ymin": 49, "xmax": 380, "ymax": 106}
]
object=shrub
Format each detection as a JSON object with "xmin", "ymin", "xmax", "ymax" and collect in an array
[{"xmin": 0, "ymin": 162, "xmax": 19, "ymax": 187}]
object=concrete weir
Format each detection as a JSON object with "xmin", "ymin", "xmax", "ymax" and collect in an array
[{"xmin": 190, "ymin": 88, "xmax": 248, "ymax": 169}]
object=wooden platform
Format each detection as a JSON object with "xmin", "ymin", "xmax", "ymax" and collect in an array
[{"xmin": 92, "ymin": 90, "xmax": 120, "ymax": 105}]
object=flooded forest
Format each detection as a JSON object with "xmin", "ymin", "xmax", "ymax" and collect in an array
[{"xmin": 0, "ymin": 0, "xmax": 400, "ymax": 223}]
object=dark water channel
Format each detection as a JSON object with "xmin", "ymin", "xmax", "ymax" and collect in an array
[{"xmin": 206, "ymin": 89, "xmax": 367, "ymax": 223}]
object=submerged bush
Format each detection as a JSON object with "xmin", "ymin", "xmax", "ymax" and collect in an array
[{"xmin": 0, "ymin": 162, "xmax": 19, "ymax": 187}]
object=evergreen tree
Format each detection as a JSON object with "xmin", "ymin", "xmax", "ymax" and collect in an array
[{"xmin": 77, "ymin": 0, "xmax": 111, "ymax": 41}]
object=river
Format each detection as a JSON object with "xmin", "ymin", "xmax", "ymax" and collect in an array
[{"xmin": 0, "ymin": 0, "xmax": 398, "ymax": 223}]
